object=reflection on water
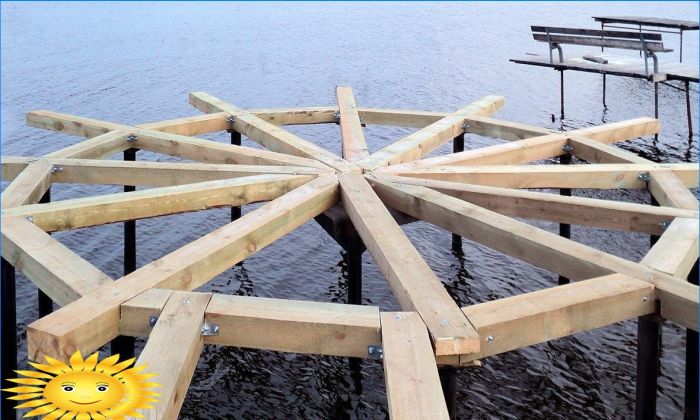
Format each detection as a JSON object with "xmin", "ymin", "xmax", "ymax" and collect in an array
[{"xmin": 2, "ymin": 2, "xmax": 697, "ymax": 418}]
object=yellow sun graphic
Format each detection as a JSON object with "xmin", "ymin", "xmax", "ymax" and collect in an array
[{"xmin": 3, "ymin": 351, "xmax": 160, "ymax": 419}]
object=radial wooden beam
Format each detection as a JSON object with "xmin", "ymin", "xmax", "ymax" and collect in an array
[
  {"xmin": 358, "ymin": 96, "xmax": 504, "ymax": 170},
  {"xmin": 4, "ymin": 174, "xmax": 314, "ymax": 232},
  {"xmin": 389, "ymin": 163, "xmax": 697, "ymax": 190},
  {"xmin": 338, "ymin": 172, "xmax": 479, "ymax": 356},
  {"xmin": 379, "ymin": 117, "xmax": 660, "ymax": 172},
  {"xmin": 46, "ymin": 130, "xmax": 131, "ymax": 160},
  {"xmin": 381, "ymin": 312, "xmax": 450, "ymax": 420},
  {"xmin": 567, "ymin": 135, "xmax": 649, "ymax": 164},
  {"xmin": 437, "ymin": 274, "xmax": 656, "ymax": 365},
  {"xmin": 370, "ymin": 178, "xmax": 698, "ymax": 330},
  {"xmin": 649, "ymin": 170, "xmax": 699, "ymax": 210},
  {"xmin": 1, "ymin": 160, "xmax": 53, "ymax": 209},
  {"xmin": 135, "ymin": 291, "xmax": 210, "ymax": 420},
  {"xmin": 27, "ymin": 109, "xmax": 124, "ymax": 137},
  {"xmin": 336, "ymin": 86, "xmax": 369, "ymax": 161},
  {"xmin": 1, "ymin": 217, "xmax": 112, "ymax": 306},
  {"xmin": 26, "ymin": 175, "xmax": 339, "ymax": 361},
  {"xmin": 1, "ymin": 157, "xmax": 323, "ymax": 187},
  {"xmin": 643, "ymin": 218, "xmax": 699, "ymax": 279},
  {"xmin": 377, "ymin": 175, "xmax": 697, "ymax": 236},
  {"xmin": 188, "ymin": 92, "xmax": 357, "ymax": 172}
]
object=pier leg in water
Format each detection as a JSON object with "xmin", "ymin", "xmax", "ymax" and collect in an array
[
  {"xmin": 229, "ymin": 129, "xmax": 242, "ymax": 222},
  {"xmin": 653, "ymin": 82, "xmax": 659, "ymax": 143},
  {"xmin": 685, "ymin": 81, "xmax": 693, "ymax": 142},
  {"xmin": 111, "ymin": 148, "xmax": 137, "ymax": 360},
  {"xmin": 451, "ymin": 134, "xmax": 465, "ymax": 253},
  {"xmin": 38, "ymin": 189, "xmax": 53, "ymax": 317},
  {"xmin": 347, "ymin": 244, "xmax": 363, "ymax": 306},
  {"xmin": 560, "ymin": 70, "xmax": 565, "ymax": 120},
  {"xmin": 685, "ymin": 260, "xmax": 698, "ymax": 420},
  {"xmin": 558, "ymin": 151, "xmax": 572, "ymax": 285},
  {"xmin": 1, "ymin": 258, "xmax": 17, "ymax": 420},
  {"xmin": 602, "ymin": 74, "xmax": 607, "ymax": 108},
  {"xmin": 439, "ymin": 366, "xmax": 457, "ymax": 420},
  {"xmin": 636, "ymin": 192, "xmax": 661, "ymax": 420}
]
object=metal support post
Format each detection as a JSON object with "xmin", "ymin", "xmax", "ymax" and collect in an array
[
  {"xmin": 439, "ymin": 366, "xmax": 457, "ymax": 420},
  {"xmin": 686, "ymin": 81, "xmax": 693, "ymax": 141},
  {"xmin": 685, "ymin": 260, "xmax": 698, "ymax": 420},
  {"xmin": 38, "ymin": 189, "xmax": 53, "ymax": 317},
  {"xmin": 1, "ymin": 258, "xmax": 17, "ymax": 420},
  {"xmin": 558, "ymin": 151, "xmax": 572, "ymax": 285},
  {"xmin": 229, "ymin": 129, "xmax": 242, "ymax": 222},
  {"xmin": 347, "ymin": 245, "xmax": 362, "ymax": 305},
  {"xmin": 560, "ymin": 70, "xmax": 565, "ymax": 120},
  {"xmin": 451, "ymin": 133, "xmax": 465, "ymax": 253}
]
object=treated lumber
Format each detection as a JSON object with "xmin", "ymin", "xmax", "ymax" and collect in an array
[
  {"xmin": 642, "ymin": 218, "xmax": 699, "ymax": 278},
  {"xmin": 379, "ymin": 117, "xmax": 659, "ymax": 172},
  {"xmin": 338, "ymin": 172, "xmax": 479, "ymax": 355},
  {"xmin": 648, "ymin": 170, "xmax": 699, "ymax": 210},
  {"xmin": 205, "ymin": 295, "xmax": 381, "ymax": 357},
  {"xmin": 370, "ymin": 179, "xmax": 698, "ymax": 330},
  {"xmin": 336, "ymin": 86, "xmax": 369, "ymax": 161},
  {"xmin": 0, "ymin": 156, "xmax": 31, "ymax": 180},
  {"xmin": 377, "ymin": 175, "xmax": 697, "ymax": 235},
  {"xmin": 390, "ymin": 163, "xmax": 697, "ymax": 189},
  {"xmin": 46, "ymin": 130, "xmax": 131, "ymax": 160},
  {"xmin": 381, "ymin": 312, "xmax": 450, "ymax": 420},
  {"xmin": 27, "ymin": 176, "xmax": 339, "ymax": 361},
  {"xmin": 27, "ymin": 110, "xmax": 328, "ymax": 169},
  {"xmin": 119, "ymin": 288, "xmax": 173, "ymax": 337},
  {"xmin": 1, "ymin": 160, "xmax": 53, "ymax": 208},
  {"xmin": 248, "ymin": 107, "xmax": 337, "ymax": 125},
  {"xmin": 437, "ymin": 274, "xmax": 656, "ymax": 365},
  {"xmin": 3, "ymin": 174, "xmax": 314, "ymax": 232},
  {"xmin": 462, "ymin": 115, "xmax": 550, "ymax": 140},
  {"xmin": 137, "ymin": 112, "xmax": 229, "ymax": 135},
  {"xmin": 135, "ymin": 291, "xmax": 210, "ymax": 420},
  {"xmin": 567, "ymin": 135, "xmax": 649, "ymax": 164},
  {"xmin": 1, "ymin": 157, "xmax": 322, "ymax": 187},
  {"xmin": 357, "ymin": 108, "xmax": 451, "ymax": 128},
  {"xmin": 1, "ymin": 217, "xmax": 111, "ymax": 306},
  {"xmin": 188, "ymin": 92, "xmax": 356, "ymax": 172},
  {"xmin": 358, "ymin": 96, "xmax": 504, "ymax": 170}
]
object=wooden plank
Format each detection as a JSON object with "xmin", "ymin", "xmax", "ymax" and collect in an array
[
  {"xmin": 338, "ymin": 172, "xmax": 479, "ymax": 355},
  {"xmin": 2, "ymin": 157, "xmax": 323, "ymax": 187},
  {"xmin": 27, "ymin": 175, "xmax": 339, "ymax": 361},
  {"xmin": 642, "ymin": 218, "xmax": 699, "ymax": 278},
  {"xmin": 1, "ymin": 161, "xmax": 53, "ymax": 208},
  {"xmin": 358, "ymin": 108, "xmax": 450, "ymax": 127},
  {"xmin": 45, "ymin": 130, "xmax": 130, "ymax": 160},
  {"xmin": 381, "ymin": 312, "xmax": 450, "ymax": 420},
  {"xmin": 378, "ymin": 117, "xmax": 659, "ymax": 173},
  {"xmin": 248, "ymin": 107, "xmax": 337, "ymax": 125},
  {"xmin": 336, "ymin": 86, "xmax": 369, "ymax": 161},
  {"xmin": 4, "ymin": 174, "xmax": 314, "ymax": 232},
  {"xmin": 188, "ymin": 92, "xmax": 356, "ymax": 172},
  {"xmin": 1, "ymin": 156, "xmax": 31, "ymax": 181},
  {"xmin": 390, "ymin": 163, "xmax": 697, "ymax": 190},
  {"xmin": 119, "ymin": 288, "xmax": 173, "ymax": 337},
  {"xmin": 1, "ymin": 216, "xmax": 112, "ymax": 306},
  {"xmin": 532, "ymin": 33, "xmax": 669, "ymax": 52},
  {"xmin": 463, "ymin": 115, "xmax": 551, "ymax": 140},
  {"xmin": 531, "ymin": 26, "xmax": 663, "ymax": 41},
  {"xmin": 567, "ymin": 135, "xmax": 649, "ymax": 164},
  {"xmin": 27, "ymin": 110, "xmax": 123, "ymax": 137},
  {"xmin": 135, "ymin": 291, "xmax": 210, "ymax": 420},
  {"xmin": 649, "ymin": 170, "xmax": 699, "ymax": 209},
  {"xmin": 205, "ymin": 295, "xmax": 381, "ymax": 358},
  {"xmin": 376, "ymin": 175, "xmax": 697, "ymax": 235},
  {"xmin": 358, "ymin": 96, "xmax": 505, "ymax": 170},
  {"xmin": 137, "ymin": 113, "xmax": 229, "ymax": 135},
  {"xmin": 370, "ymin": 178, "xmax": 698, "ymax": 330},
  {"xmin": 437, "ymin": 274, "xmax": 656, "ymax": 365}
]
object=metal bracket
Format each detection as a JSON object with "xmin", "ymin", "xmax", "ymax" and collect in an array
[
  {"xmin": 225, "ymin": 115, "xmax": 236, "ymax": 126},
  {"xmin": 51, "ymin": 165, "xmax": 63, "ymax": 174},
  {"xmin": 562, "ymin": 144, "xmax": 574, "ymax": 154},
  {"xmin": 659, "ymin": 221, "xmax": 671, "ymax": 231},
  {"xmin": 201, "ymin": 322, "xmax": 220, "ymax": 336},
  {"xmin": 462, "ymin": 121, "xmax": 470, "ymax": 130},
  {"xmin": 638, "ymin": 172, "xmax": 652, "ymax": 182},
  {"xmin": 149, "ymin": 315, "xmax": 158, "ymax": 327},
  {"xmin": 126, "ymin": 134, "xmax": 138, "ymax": 143},
  {"xmin": 333, "ymin": 111, "xmax": 341, "ymax": 121},
  {"xmin": 367, "ymin": 345, "xmax": 383, "ymax": 360}
]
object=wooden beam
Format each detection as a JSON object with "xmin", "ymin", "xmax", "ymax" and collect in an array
[
  {"xmin": 2, "ymin": 157, "xmax": 323, "ymax": 187},
  {"xmin": 45, "ymin": 130, "xmax": 130, "ymax": 160},
  {"xmin": 357, "ymin": 108, "xmax": 451, "ymax": 128},
  {"xmin": 381, "ymin": 312, "xmax": 450, "ymax": 420},
  {"xmin": 462, "ymin": 115, "xmax": 551, "ymax": 140},
  {"xmin": 248, "ymin": 107, "xmax": 337, "ymax": 125},
  {"xmin": 1, "ymin": 156, "xmax": 31, "ymax": 181},
  {"xmin": 358, "ymin": 96, "xmax": 505, "ymax": 170},
  {"xmin": 188, "ymin": 92, "xmax": 356, "ymax": 172},
  {"xmin": 4, "ymin": 174, "xmax": 314, "ymax": 232},
  {"xmin": 135, "ymin": 291, "xmax": 210, "ymax": 420},
  {"xmin": 338, "ymin": 172, "xmax": 479, "ymax": 355},
  {"xmin": 1, "ymin": 217, "xmax": 111, "ymax": 306},
  {"xmin": 377, "ymin": 175, "xmax": 697, "ymax": 235},
  {"xmin": 643, "ymin": 218, "xmax": 699, "ymax": 279},
  {"xmin": 336, "ymin": 86, "xmax": 369, "ymax": 161},
  {"xmin": 437, "ymin": 274, "xmax": 656, "ymax": 365},
  {"xmin": 27, "ymin": 110, "xmax": 123, "ymax": 137},
  {"xmin": 1, "ymin": 161, "xmax": 53, "ymax": 209},
  {"xmin": 648, "ymin": 170, "xmax": 699, "ymax": 210},
  {"xmin": 370, "ymin": 178, "xmax": 698, "ymax": 330},
  {"xmin": 379, "ymin": 117, "xmax": 660, "ymax": 172},
  {"xmin": 27, "ymin": 175, "xmax": 339, "ymax": 361},
  {"xmin": 567, "ymin": 135, "xmax": 649, "ymax": 164},
  {"xmin": 389, "ymin": 163, "xmax": 697, "ymax": 189}
]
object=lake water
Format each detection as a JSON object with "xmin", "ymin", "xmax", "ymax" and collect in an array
[{"xmin": 1, "ymin": 2, "xmax": 698, "ymax": 419}]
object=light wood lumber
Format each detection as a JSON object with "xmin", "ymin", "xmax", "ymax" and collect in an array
[
  {"xmin": 1, "ymin": 160, "xmax": 53, "ymax": 209},
  {"xmin": 642, "ymin": 218, "xmax": 699, "ymax": 278},
  {"xmin": 336, "ymin": 86, "xmax": 369, "ymax": 161},
  {"xmin": 45, "ymin": 130, "xmax": 130, "ymax": 160}
]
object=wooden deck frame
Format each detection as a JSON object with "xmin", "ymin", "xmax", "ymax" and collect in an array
[{"xmin": 2, "ymin": 89, "xmax": 696, "ymax": 419}]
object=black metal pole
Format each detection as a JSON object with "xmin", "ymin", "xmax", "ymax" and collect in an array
[
  {"xmin": 439, "ymin": 366, "xmax": 457, "ymax": 420},
  {"xmin": 654, "ymin": 82, "xmax": 659, "ymax": 143},
  {"xmin": 602, "ymin": 74, "xmax": 607, "ymax": 108},
  {"xmin": 685, "ymin": 81, "xmax": 693, "ymax": 142},
  {"xmin": 38, "ymin": 189, "xmax": 53, "ymax": 317},
  {"xmin": 347, "ymin": 245, "xmax": 362, "ymax": 305},
  {"xmin": 229, "ymin": 130, "xmax": 242, "ymax": 222},
  {"xmin": 558, "ymin": 152, "xmax": 572, "ymax": 285},
  {"xmin": 451, "ymin": 134, "xmax": 465, "ymax": 253},
  {"xmin": 111, "ymin": 148, "xmax": 136, "ymax": 360},
  {"xmin": 560, "ymin": 70, "xmax": 565, "ymax": 120},
  {"xmin": 1, "ymin": 258, "xmax": 17, "ymax": 420},
  {"xmin": 685, "ymin": 260, "xmax": 699, "ymax": 420}
]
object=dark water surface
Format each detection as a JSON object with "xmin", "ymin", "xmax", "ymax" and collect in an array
[{"xmin": 2, "ymin": 2, "xmax": 698, "ymax": 419}]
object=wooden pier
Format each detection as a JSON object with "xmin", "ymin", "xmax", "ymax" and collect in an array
[{"xmin": 1, "ymin": 87, "xmax": 698, "ymax": 419}]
